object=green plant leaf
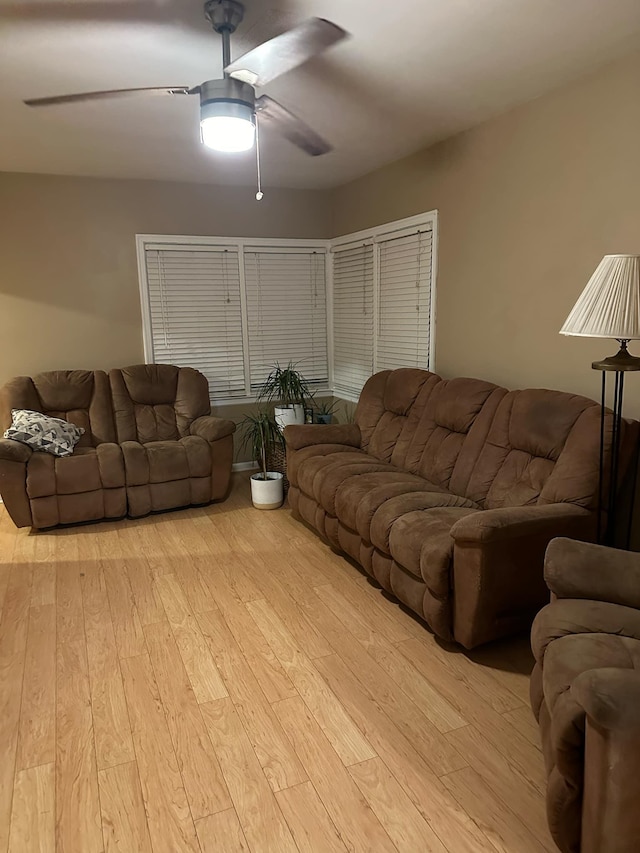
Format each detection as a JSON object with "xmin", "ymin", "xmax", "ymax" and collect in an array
[
  {"xmin": 256, "ymin": 361, "xmax": 312, "ymax": 408},
  {"xmin": 239, "ymin": 409, "xmax": 285, "ymax": 479}
]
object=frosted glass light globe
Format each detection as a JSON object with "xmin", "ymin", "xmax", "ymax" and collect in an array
[{"xmin": 201, "ymin": 115, "xmax": 255, "ymax": 153}]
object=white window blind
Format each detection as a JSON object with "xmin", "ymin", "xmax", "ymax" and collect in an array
[
  {"xmin": 144, "ymin": 246, "xmax": 246, "ymax": 397},
  {"xmin": 138, "ymin": 212, "xmax": 436, "ymax": 404},
  {"xmin": 377, "ymin": 227, "xmax": 433, "ymax": 371},
  {"xmin": 244, "ymin": 249, "xmax": 328, "ymax": 392},
  {"xmin": 332, "ymin": 243, "xmax": 374, "ymax": 398}
]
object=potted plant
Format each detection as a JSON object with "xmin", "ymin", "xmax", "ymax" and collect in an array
[
  {"xmin": 258, "ymin": 361, "xmax": 311, "ymax": 430},
  {"xmin": 239, "ymin": 410, "xmax": 285, "ymax": 510},
  {"xmin": 314, "ymin": 398, "xmax": 339, "ymax": 425}
]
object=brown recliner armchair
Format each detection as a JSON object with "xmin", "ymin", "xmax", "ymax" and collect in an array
[
  {"xmin": 109, "ymin": 364, "xmax": 235, "ymax": 517},
  {"xmin": 531, "ymin": 537, "xmax": 640, "ymax": 853}
]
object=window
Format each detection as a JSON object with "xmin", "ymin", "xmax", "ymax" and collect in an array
[
  {"xmin": 244, "ymin": 248, "xmax": 328, "ymax": 393},
  {"xmin": 377, "ymin": 227, "xmax": 433, "ymax": 372},
  {"xmin": 331, "ymin": 212, "xmax": 437, "ymax": 399},
  {"xmin": 332, "ymin": 243, "xmax": 374, "ymax": 398},
  {"xmin": 143, "ymin": 244, "xmax": 246, "ymax": 397},
  {"xmin": 138, "ymin": 237, "xmax": 329, "ymax": 402},
  {"xmin": 137, "ymin": 211, "xmax": 437, "ymax": 404}
]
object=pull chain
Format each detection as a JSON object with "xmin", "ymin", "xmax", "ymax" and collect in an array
[{"xmin": 255, "ymin": 115, "xmax": 263, "ymax": 201}]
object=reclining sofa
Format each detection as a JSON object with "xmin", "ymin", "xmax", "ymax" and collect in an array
[
  {"xmin": 284, "ymin": 368, "xmax": 627, "ymax": 649},
  {"xmin": 0, "ymin": 364, "xmax": 235, "ymax": 528},
  {"xmin": 531, "ymin": 538, "xmax": 640, "ymax": 853}
]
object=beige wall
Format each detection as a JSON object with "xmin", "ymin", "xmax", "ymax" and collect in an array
[
  {"xmin": 0, "ymin": 171, "xmax": 331, "ymax": 388},
  {"xmin": 332, "ymin": 49, "xmax": 640, "ymax": 419}
]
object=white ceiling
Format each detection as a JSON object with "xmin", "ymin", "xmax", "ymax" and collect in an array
[{"xmin": 2, "ymin": 0, "xmax": 640, "ymax": 189}]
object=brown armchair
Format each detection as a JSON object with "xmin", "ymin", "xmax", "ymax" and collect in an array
[
  {"xmin": 531, "ymin": 537, "xmax": 640, "ymax": 853},
  {"xmin": 109, "ymin": 364, "xmax": 235, "ymax": 518}
]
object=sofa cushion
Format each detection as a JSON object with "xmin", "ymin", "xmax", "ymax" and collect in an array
[
  {"xmin": 0, "ymin": 371, "xmax": 116, "ymax": 448},
  {"xmin": 30, "ymin": 488, "xmax": 126, "ymax": 527},
  {"xmin": 369, "ymin": 491, "xmax": 479, "ymax": 556},
  {"xmin": 400, "ymin": 378, "xmax": 501, "ymax": 487},
  {"xmin": 287, "ymin": 444, "xmax": 364, "ymax": 490},
  {"xmin": 356, "ymin": 371, "xmax": 503, "ymax": 494},
  {"xmin": 110, "ymin": 365, "xmax": 211, "ymax": 443},
  {"xmin": 313, "ymin": 457, "xmax": 399, "ymax": 516},
  {"xmin": 150, "ymin": 436, "xmax": 211, "ymax": 481},
  {"xmin": 135, "ymin": 404, "xmax": 181, "ymax": 444},
  {"xmin": 463, "ymin": 389, "xmax": 603, "ymax": 510},
  {"xmin": 388, "ymin": 506, "xmax": 479, "ymax": 589},
  {"xmin": 296, "ymin": 449, "xmax": 372, "ymax": 500},
  {"xmin": 26, "ymin": 445, "xmax": 124, "ymax": 498},
  {"xmin": 334, "ymin": 471, "xmax": 436, "ymax": 538},
  {"xmin": 356, "ymin": 369, "xmax": 435, "ymax": 462},
  {"xmin": 147, "ymin": 440, "xmax": 188, "ymax": 482},
  {"xmin": 122, "ymin": 436, "xmax": 212, "ymax": 487}
]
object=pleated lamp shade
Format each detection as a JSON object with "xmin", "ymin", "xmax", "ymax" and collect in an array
[{"xmin": 560, "ymin": 255, "xmax": 640, "ymax": 339}]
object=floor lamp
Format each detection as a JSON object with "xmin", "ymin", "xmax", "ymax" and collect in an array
[{"xmin": 560, "ymin": 254, "xmax": 640, "ymax": 547}]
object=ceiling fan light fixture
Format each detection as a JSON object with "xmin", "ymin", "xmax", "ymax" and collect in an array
[
  {"xmin": 200, "ymin": 101, "xmax": 255, "ymax": 152},
  {"xmin": 23, "ymin": 4, "xmax": 343, "ymax": 158}
]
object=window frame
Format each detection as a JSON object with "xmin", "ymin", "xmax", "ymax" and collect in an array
[
  {"xmin": 136, "ymin": 234, "xmax": 331, "ymax": 405},
  {"xmin": 136, "ymin": 209, "xmax": 438, "ymax": 405},
  {"xmin": 329, "ymin": 209, "xmax": 439, "ymax": 401}
]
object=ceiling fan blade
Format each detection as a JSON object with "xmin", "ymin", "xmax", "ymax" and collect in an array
[
  {"xmin": 24, "ymin": 86, "xmax": 192, "ymax": 107},
  {"xmin": 256, "ymin": 95, "xmax": 331, "ymax": 157},
  {"xmin": 225, "ymin": 17, "xmax": 347, "ymax": 87}
]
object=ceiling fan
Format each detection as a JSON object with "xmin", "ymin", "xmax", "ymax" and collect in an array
[{"xmin": 23, "ymin": 0, "xmax": 348, "ymax": 157}]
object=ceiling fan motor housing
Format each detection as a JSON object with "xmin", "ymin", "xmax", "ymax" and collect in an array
[
  {"xmin": 198, "ymin": 77, "xmax": 256, "ymax": 113},
  {"xmin": 199, "ymin": 78, "xmax": 255, "ymax": 122}
]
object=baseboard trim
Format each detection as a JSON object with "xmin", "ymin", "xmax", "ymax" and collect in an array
[{"xmin": 232, "ymin": 461, "xmax": 259, "ymax": 472}]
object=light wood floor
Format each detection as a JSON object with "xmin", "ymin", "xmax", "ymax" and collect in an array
[{"xmin": 0, "ymin": 473, "xmax": 555, "ymax": 853}]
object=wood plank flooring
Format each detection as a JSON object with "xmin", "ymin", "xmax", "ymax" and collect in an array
[{"xmin": 0, "ymin": 473, "xmax": 554, "ymax": 852}]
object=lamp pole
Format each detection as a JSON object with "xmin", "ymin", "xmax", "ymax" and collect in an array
[{"xmin": 592, "ymin": 340, "xmax": 640, "ymax": 546}]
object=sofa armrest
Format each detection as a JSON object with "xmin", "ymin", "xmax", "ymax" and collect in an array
[
  {"xmin": 531, "ymin": 598, "xmax": 640, "ymax": 664},
  {"xmin": 450, "ymin": 503, "xmax": 592, "ymax": 545},
  {"xmin": 573, "ymin": 668, "xmax": 640, "ymax": 731},
  {"xmin": 0, "ymin": 438, "xmax": 32, "ymax": 464},
  {"xmin": 284, "ymin": 423, "xmax": 361, "ymax": 451},
  {"xmin": 190, "ymin": 415, "xmax": 236, "ymax": 442},
  {"xmin": 573, "ymin": 668, "xmax": 640, "ymax": 853},
  {"xmin": 544, "ymin": 538, "xmax": 640, "ymax": 609},
  {"xmin": 0, "ymin": 442, "xmax": 33, "ymax": 527}
]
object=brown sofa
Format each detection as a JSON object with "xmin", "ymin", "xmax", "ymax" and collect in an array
[
  {"xmin": 284, "ymin": 368, "xmax": 627, "ymax": 648},
  {"xmin": 531, "ymin": 538, "xmax": 640, "ymax": 853},
  {"xmin": 0, "ymin": 364, "xmax": 235, "ymax": 528}
]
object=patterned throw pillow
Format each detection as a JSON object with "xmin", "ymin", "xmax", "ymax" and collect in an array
[{"xmin": 4, "ymin": 409, "xmax": 85, "ymax": 457}]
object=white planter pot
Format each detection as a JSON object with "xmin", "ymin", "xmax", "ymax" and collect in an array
[
  {"xmin": 250, "ymin": 472, "xmax": 284, "ymax": 510},
  {"xmin": 274, "ymin": 404, "xmax": 304, "ymax": 430}
]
